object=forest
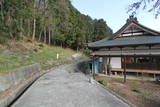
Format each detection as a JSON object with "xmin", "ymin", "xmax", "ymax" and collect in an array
[{"xmin": 0, "ymin": 0, "xmax": 112, "ymax": 50}]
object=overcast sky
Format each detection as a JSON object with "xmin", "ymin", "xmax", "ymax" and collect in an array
[{"xmin": 71, "ymin": 0, "xmax": 160, "ymax": 33}]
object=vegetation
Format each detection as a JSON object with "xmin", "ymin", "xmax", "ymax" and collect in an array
[
  {"xmin": 95, "ymin": 76, "xmax": 160, "ymax": 107},
  {"xmin": 98, "ymin": 80, "xmax": 110, "ymax": 86},
  {"xmin": 0, "ymin": 40, "xmax": 78, "ymax": 72},
  {"xmin": 128, "ymin": 0, "xmax": 160, "ymax": 18},
  {"xmin": 0, "ymin": 0, "xmax": 112, "ymax": 50},
  {"xmin": 0, "ymin": 0, "xmax": 112, "ymax": 72}
]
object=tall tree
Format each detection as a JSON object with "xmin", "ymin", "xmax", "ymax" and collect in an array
[
  {"xmin": 92, "ymin": 19, "xmax": 112, "ymax": 42},
  {"xmin": 32, "ymin": 0, "xmax": 36, "ymax": 40},
  {"xmin": 0, "ymin": 0, "xmax": 112, "ymax": 50}
]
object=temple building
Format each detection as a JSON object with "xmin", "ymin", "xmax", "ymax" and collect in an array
[{"xmin": 88, "ymin": 16, "xmax": 160, "ymax": 81}]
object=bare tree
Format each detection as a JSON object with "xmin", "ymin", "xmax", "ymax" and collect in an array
[{"xmin": 128, "ymin": 0, "xmax": 160, "ymax": 18}]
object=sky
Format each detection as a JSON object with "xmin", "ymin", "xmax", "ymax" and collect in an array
[{"xmin": 71, "ymin": 0, "xmax": 160, "ymax": 33}]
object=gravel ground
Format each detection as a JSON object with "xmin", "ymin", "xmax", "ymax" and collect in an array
[{"xmin": 11, "ymin": 64, "xmax": 129, "ymax": 107}]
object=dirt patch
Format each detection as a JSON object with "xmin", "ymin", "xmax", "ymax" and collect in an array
[{"xmin": 95, "ymin": 75, "xmax": 160, "ymax": 107}]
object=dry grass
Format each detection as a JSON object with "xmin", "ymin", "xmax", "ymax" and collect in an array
[
  {"xmin": 95, "ymin": 76, "xmax": 160, "ymax": 107},
  {"xmin": 0, "ymin": 39, "xmax": 84, "ymax": 72}
]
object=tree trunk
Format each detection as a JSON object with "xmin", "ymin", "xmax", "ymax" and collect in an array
[
  {"xmin": 27, "ymin": 19, "xmax": 31, "ymax": 36},
  {"xmin": 48, "ymin": 28, "xmax": 51, "ymax": 45},
  {"xmin": 39, "ymin": 30, "xmax": 42, "ymax": 41},
  {"xmin": 44, "ymin": 27, "xmax": 47, "ymax": 43},
  {"xmin": 32, "ymin": 0, "xmax": 36, "ymax": 40},
  {"xmin": 32, "ymin": 19, "xmax": 36, "ymax": 40},
  {"xmin": 61, "ymin": 43, "xmax": 62, "ymax": 48},
  {"xmin": 77, "ymin": 47, "xmax": 79, "ymax": 52},
  {"xmin": 20, "ymin": 18, "xmax": 23, "ymax": 38},
  {"xmin": 0, "ymin": 1, "xmax": 4, "ymax": 21},
  {"xmin": 51, "ymin": 26, "xmax": 55, "ymax": 45},
  {"xmin": 8, "ymin": 11, "xmax": 13, "ymax": 38}
]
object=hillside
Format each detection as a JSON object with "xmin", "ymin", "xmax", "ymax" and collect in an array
[
  {"xmin": 0, "ymin": 0, "xmax": 112, "ymax": 50},
  {"xmin": 0, "ymin": 0, "xmax": 112, "ymax": 72},
  {"xmin": 0, "ymin": 38, "xmax": 81, "ymax": 72}
]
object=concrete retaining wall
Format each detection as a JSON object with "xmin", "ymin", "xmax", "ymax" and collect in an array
[
  {"xmin": 0, "ymin": 64, "xmax": 40, "ymax": 92},
  {"xmin": 0, "ymin": 64, "xmax": 41, "ymax": 107},
  {"xmin": 0, "ymin": 60, "xmax": 88, "ymax": 107}
]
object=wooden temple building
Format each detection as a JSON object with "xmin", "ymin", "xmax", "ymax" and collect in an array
[{"xmin": 88, "ymin": 16, "xmax": 160, "ymax": 82}]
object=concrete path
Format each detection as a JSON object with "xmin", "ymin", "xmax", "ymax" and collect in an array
[{"xmin": 11, "ymin": 64, "xmax": 129, "ymax": 107}]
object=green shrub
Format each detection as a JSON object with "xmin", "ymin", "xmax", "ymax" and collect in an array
[
  {"xmin": 132, "ymin": 88, "xmax": 141, "ymax": 93},
  {"xmin": 83, "ymin": 49, "xmax": 91, "ymax": 56},
  {"xmin": 0, "ymin": 35, "xmax": 9, "ymax": 44},
  {"xmin": 98, "ymin": 80, "xmax": 109, "ymax": 86},
  {"xmin": 38, "ymin": 43, "xmax": 44, "ymax": 48}
]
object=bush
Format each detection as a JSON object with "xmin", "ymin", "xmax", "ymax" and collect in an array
[
  {"xmin": 38, "ymin": 43, "xmax": 44, "ymax": 48},
  {"xmin": 132, "ymin": 88, "xmax": 141, "ymax": 93},
  {"xmin": 98, "ymin": 80, "xmax": 109, "ymax": 86},
  {"xmin": 83, "ymin": 49, "xmax": 91, "ymax": 56},
  {"xmin": 0, "ymin": 35, "xmax": 9, "ymax": 44}
]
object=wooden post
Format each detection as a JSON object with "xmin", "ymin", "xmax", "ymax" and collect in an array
[
  {"xmin": 103, "ymin": 56, "xmax": 108, "ymax": 75},
  {"xmin": 93, "ymin": 56, "xmax": 95, "ymax": 79},
  {"xmin": 121, "ymin": 56, "xmax": 123, "ymax": 76},
  {"xmin": 123, "ymin": 56, "xmax": 127, "ymax": 83},
  {"xmin": 142, "ymin": 72, "xmax": 144, "ymax": 80},
  {"xmin": 108, "ymin": 56, "xmax": 111, "ymax": 76},
  {"xmin": 154, "ymin": 74, "xmax": 156, "ymax": 79}
]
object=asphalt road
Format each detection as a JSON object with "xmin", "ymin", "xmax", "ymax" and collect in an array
[{"xmin": 11, "ymin": 64, "xmax": 129, "ymax": 107}]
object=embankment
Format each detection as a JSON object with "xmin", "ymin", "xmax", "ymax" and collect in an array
[{"xmin": 0, "ymin": 64, "xmax": 42, "ymax": 107}]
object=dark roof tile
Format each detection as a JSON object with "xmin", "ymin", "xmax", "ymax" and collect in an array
[{"xmin": 89, "ymin": 36, "xmax": 160, "ymax": 48}]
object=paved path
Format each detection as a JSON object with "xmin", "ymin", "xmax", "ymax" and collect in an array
[{"xmin": 12, "ymin": 64, "xmax": 129, "ymax": 107}]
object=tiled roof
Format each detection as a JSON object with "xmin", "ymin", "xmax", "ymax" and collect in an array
[
  {"xmin": 88, "ymin": 16, "xmax": 160, "ymax": 49},
  {"xmin": 89, "ymin": 36, "xmax": 160, "ymax": 48}
]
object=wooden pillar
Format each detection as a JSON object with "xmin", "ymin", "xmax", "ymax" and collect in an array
[
  {"xmin": 123, "ymin": 56, "xmax": 127, "ymax": 83},
  {"xmin": 154, "ymin": 74, "xmax": 156, "ymax": 79},
  {"xmin": 92, "ymin": 56, "xmax": 95, "ymax": 79},
  {"xmin": 141, "ymin": 57, "xmax": 144, "ymax": 80},
  {"xmin": 108, "ymin": 56, "xmax": 111, "ymax": 76},
  {"xmin": 134, "ymin": 52, "xmax": 138, "ymax": 77},
  {"xmin": 121, "ymin": 56, "xmax": 123, "ymax": 76},
  {"xmin": 102, "ymin": 56, "xmax": 108, "ymax": 75},
  {"xmin": 142, "ymin": 72, "xmax": 144, "ymax": 80},
  {"xmin": 121, "ymin": 48, "xmax": 123, "ymax": 76}
]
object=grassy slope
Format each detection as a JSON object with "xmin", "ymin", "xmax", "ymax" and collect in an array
[{"xmin": 0, "ymin": 39, "xmax": 81, "ymax": 72}]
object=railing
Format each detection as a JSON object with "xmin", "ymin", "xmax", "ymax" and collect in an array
[{"xmin": 122, "ymin": 63, "xmax": 160, "ymax": 70}]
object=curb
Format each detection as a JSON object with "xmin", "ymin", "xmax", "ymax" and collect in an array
[
  {"xmin": 93, "ymin": 79, "xmax": 137, "ymax": 107},
  {"xmin": 0, "ymin": 59, "xmax": 89, "ymax": 107}
]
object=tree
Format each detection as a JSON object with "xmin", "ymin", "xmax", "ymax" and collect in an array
[
  {"xmin": 0, "ymin": 0, "xmax": 112, "ymax": 50},
  {"xmin": 128, "ymin": 0, "xmax": 160, "ymax": 18},
  {"xmin": 92, "ymin": 19, "xmax": 112, "ymax": 42}
]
